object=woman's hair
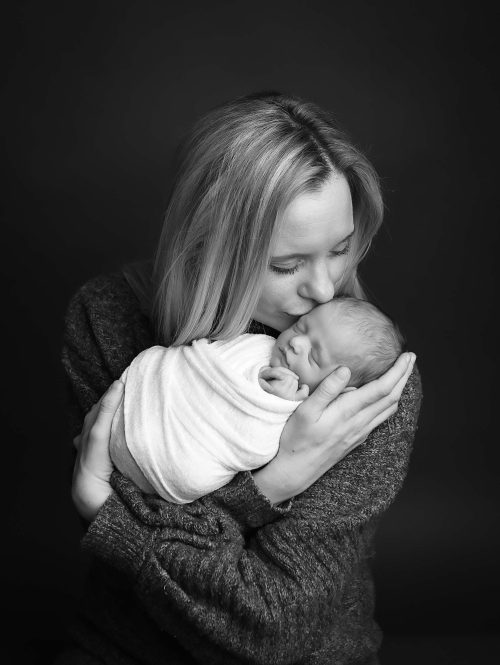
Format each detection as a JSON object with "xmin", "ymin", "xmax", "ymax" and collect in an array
[{"xmin": 152, "ymin": 91, "xmax": 384, "ymax": 346}]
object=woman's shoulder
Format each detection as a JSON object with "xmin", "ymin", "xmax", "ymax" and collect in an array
[
  {"xmin": 63, "ymin": 266, "xmax": 155, "ymax": 384},
  {"xmin": 70, "ymin": 260, "xmax": 152, "ymax": 319},
  {"xmin": 69, "ymin": 268, "xmax": 145, "ymax": 316},
  {"xmin": 388, "ymin": 362, "xmax": 423, "ymax": 438}
]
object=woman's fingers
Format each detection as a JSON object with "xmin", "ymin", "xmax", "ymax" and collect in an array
[
  {"xmin": 77, "ymin": 381, "xmax": 123, "ymax": 473},
  {"xmin": 88, "ymin": 380, "xmax": 124, "ymax": 443},
  {"xmin": 344, "ymin": 357, "xmax": 416, "ymax": 439},
  {"xmin": 347, "ymin": 352, "xmax": 415, "ymax": 411},
  {"xmin": 352, "ymin": 402, "xmax": 399, "ymax": 448},
  {"xmin": 389, "ymin": 354, "xmax": 416, "ymax": 401},
  {"xmin": 71, "ymin": 381, "xmax": 123, "ymax": 522},
  {"xmin": 367, "ymin": 401, "xmax": 399, "ymax": 433},
  {"xmin": 306, "ymin": 366, "xmax": 351, "ymax": 419},
  {"xmin": 366, "ymin": 352, "xmax": 414, "ymax": 404}
]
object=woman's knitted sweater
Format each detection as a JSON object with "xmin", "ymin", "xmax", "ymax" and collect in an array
[{"xmin": 60, "ymin": 271, "xmax": 422, "ymax": 665}]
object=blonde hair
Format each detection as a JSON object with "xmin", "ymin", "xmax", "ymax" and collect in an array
[{"xmin": 153, "ymin": 91, "xmax": 384, "ymax": 346}]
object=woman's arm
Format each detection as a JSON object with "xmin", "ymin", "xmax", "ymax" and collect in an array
[
  {"xmin": 253, "ymin": 355, "xmax": 416, "ymax": 505},
  {"xmin": 63, "ymin": 274, "xmax": 422, "ymax": 664},
  {"xmin": 79, "ymin": 369, "xmax": 420, "ymax": 665},
  {"xmin": 63, "ymin": 273, "xmax": 293, "ymax": 526}
]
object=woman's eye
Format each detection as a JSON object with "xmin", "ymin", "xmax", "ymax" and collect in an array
[
  {"xmin": 270, "ymin": 264, "xmax": 300, "ymax": 275},
  {"xmin": 330, "ymin": 241, "xmax": 351, "ymax": 257},
  {"xmin": 270, "ymin": 243, "xmax": 350, "ymax": 275}
]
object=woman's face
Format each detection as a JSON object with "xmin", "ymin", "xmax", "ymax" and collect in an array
[{"xmin": 253, "ymin": 173, "xmax": 355, "ymax": 332}]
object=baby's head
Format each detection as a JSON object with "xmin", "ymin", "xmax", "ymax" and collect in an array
[{"xmin": 269, "ymin": 297, "xmax": 405, "ymax": 392}]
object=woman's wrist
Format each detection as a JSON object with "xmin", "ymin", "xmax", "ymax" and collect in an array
[
  {"xmin": 252, "ymin": 440, "xmax": 339, "ymax": 505},
  {"xmin": 252, "ymin": 465, "xmax": 292, "ymax": 506},
  {"xmin": 252, "ymin": 451, "xmax": 308, "ymax": 505}
]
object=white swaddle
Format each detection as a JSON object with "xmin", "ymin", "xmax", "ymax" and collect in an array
[{"xmin": 110, "ymin": 334, "xmax": 302, "ymax": 503}]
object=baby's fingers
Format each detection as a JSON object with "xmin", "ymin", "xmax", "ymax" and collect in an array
[
  {"xmin": 259, "ymin": 367, "xmax": 280, "ymax": 380},
  {"xmin": 260, "ymin": 366, "xmax": 299, "ymax": 381},
  {"xmin": 295, "ymin": 384, "xmax": 310, "ymax": 400}
]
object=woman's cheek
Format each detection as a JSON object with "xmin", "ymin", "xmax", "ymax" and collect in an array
[
  {"xmin": 253, "ymin": 273, "xmax": 296, "ymax": 329},
  {"xmin": 333, "ymin": 257, "xmax": 349, "ymax": 290},
  {"xmin": 268, "ymin": 273, "xmax": 298, "ymax": 309}
]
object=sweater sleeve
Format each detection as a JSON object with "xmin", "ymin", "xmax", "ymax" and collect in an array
[
  {"xmin": 63, "ymin": 274, "xmax": 422, "ymax": 665},
  {"xmin": 62, "ymin": 273, "xmax": 295, "ymax": 526}
]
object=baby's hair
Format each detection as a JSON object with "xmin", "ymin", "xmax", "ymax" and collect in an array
[{"xmin": 327, "ymin": 296, "xmax": 406, "ymax": 388}]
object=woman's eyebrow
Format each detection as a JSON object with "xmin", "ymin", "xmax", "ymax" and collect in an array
[{"xmin": 271, "ymin": 231, "xmax": 354, "ymax": 261}]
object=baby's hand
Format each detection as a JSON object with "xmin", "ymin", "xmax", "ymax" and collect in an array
[{"xmin": 258, "ymin": 366, "xmax": 310, "ymax": 401}]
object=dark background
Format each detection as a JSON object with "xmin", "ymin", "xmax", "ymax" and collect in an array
[{"xmin": 2, "ymin": 1, "xmax": 498, "ymax": 663}]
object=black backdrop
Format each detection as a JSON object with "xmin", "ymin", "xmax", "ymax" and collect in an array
[{"xmin": 2, "ymin": 1, "xmax": 499, "ymax": 663}]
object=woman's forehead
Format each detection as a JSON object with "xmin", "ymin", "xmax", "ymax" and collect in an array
[{"xmin": 273, "ymin": 175, "xmax": 353, "ymax": 255}]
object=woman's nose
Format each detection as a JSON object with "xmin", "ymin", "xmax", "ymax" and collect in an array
[{"xmin": 300, "ymin": 262, "xmax": 335, "ymax": 304}]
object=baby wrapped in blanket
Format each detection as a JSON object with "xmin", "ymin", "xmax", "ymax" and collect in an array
[{"xmin": 110, "ymin": 296, "xmax": 404, "ymax": 503}]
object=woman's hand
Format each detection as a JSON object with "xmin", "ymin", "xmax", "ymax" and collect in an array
[
  {"xmin": 71, "ymin": 380, "xmax": 124, "ymax": 522},
  {"xmin": 253, "ymin": 352, "xmax": 416, "ymax": 505}
]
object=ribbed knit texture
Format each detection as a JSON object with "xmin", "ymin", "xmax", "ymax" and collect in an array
[{"xmin": 60, "ymin": 271, "xmax": 422, "ymax": 665}]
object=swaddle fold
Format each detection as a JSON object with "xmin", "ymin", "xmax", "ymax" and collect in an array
[{"xmin": 110, "ymin": 334, "xmax": 301, "ymax": 503}]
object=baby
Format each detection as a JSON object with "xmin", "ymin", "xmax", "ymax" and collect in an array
[
  {"xmin": 259, "ymin": 296, "xmax": 405, "ymax": 399},
  {"xmin": 110, "ymin": 296, "xmax": 405, "ymax": 503}
]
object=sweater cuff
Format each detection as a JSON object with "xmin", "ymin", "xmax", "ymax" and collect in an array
[
  {"xmin": 209, "ymin": 471, "xmax": 293, "ymax": 529},
  {"xmin": 82, "ymin": 492, "xmax": 156, "ymax": 579}
]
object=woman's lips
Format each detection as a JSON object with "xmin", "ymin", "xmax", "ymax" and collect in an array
[{"xmin": 284, "ymin": 310, "xmax": 311, "ymax": 318}]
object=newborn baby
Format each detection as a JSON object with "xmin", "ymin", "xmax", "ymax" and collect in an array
[
  {"xmin": 110, "ymin": 296, "xmax": 404, "ymax": 503},
  {"xmin": 260, "ymin": 295, "xmax": 404, "ymax": 398}
]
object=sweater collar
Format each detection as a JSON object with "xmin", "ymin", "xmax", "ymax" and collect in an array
[{"xmin": 246, "ymin": 319, "xmax": 280, "ymax": 339}]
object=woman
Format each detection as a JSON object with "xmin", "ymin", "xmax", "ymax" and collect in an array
[{"xmin": 63, "ymin": 92, "xmax": 421, "ymax": 665}]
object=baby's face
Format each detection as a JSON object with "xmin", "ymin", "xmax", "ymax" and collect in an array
[{"xmin": 269, "ymin": 303, "xmax": 355, "ymax": 392}]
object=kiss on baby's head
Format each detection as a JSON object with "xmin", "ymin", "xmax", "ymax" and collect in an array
[{"xmin": 269, "ymin": 296, "xmax": 405, "ymax": 392}]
